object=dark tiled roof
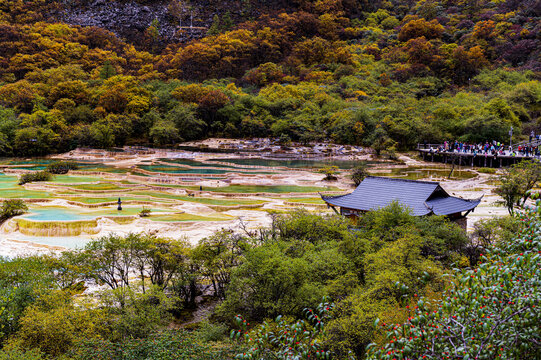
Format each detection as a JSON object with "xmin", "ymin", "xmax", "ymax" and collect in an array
[
  {"xmin": 426, "ymin": 196, "xmax": 481, "ymax": 215},
  {"xmin": 322, "ymin": 176, "xmax": 480, "ymax": 216}
]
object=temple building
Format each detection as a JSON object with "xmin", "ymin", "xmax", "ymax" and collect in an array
[{"xmin": 321, "ymin": 176, "xmax": 482, "ymax": 227}]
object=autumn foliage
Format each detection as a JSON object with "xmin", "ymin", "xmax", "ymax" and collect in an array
[{"xmin": 0, "ymin": 0, "xmax": 538, "ymax": 155}]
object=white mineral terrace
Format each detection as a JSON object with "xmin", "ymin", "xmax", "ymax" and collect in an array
[{"xmin": 0, "ymin": 139, "xmax": 511, "ymax": 256}]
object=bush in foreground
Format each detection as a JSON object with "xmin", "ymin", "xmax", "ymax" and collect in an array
[
  {"xmin": 69, "ymin": 330, "xmax": 238, "ymax": 360},
  {"xmin": 367, "ymin": 203, "xmax": 541, "ymax": 360}
]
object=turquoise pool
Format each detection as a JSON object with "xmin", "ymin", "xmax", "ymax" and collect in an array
[
  {"xmin": 159, "ymin": 158, "xmax": 253, "ymax": 170},
  {"xmin": 24, "ymin": 208, "xmax": 102, "ymax": 221},
  {"xmin": 214, "ymin": 158, "xmax": 380, "ymax": 169},
  {"xmin": 138, "ymin": 165, "xmax": 274, "ymax": 175},
  {"xmin": 22, "ymin": 207, "xmax": 168, "ymax": 221}
]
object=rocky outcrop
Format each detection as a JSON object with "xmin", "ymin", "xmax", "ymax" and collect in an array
[
  {"xmin": 59, "ymin": 0, "xmax": 203, "ymax": 43},
  {"xmin": 56, "ymin": 0, "xmax": 290, "ymax": 45}
]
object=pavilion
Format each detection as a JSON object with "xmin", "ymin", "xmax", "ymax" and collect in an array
[{"xmin": 321, "ymin": 176, "xmax": 482, "ymax": 226}]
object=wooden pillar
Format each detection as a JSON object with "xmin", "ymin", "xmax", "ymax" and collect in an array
[
  {"xmin": 490, "ymin": 157, "xmax": 493, "ymax": 167},
  {"xmin": 500, "ymin": 158, "xmax": 502, "ymax": 167},
  {"xmin": 431, "ymin": 153, "xmax": 434, "ymax": 162},
  {"xmin": 484, "ymin": 156, "xmax": 487, "ymax": 167}
]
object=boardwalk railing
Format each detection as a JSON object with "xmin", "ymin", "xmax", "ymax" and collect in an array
[
  {"xmin": 513, "ymin": 139, "xmax": 541, "ymax": 151},
  {"xmin": 418, "ymin": 140, "xmax": 541, "ymax": 152},
  {"xmin": 417, "ymin": 144, "xmax": 443, "ymax": 150}
]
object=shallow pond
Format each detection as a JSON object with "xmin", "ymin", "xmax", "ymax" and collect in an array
[
  {"xmin": 370, "ymin": 166, "xmax": 477, "ymax": 180},
  {"xmin": 23, "ymin": 206, "xmax": 168, "ymax": 221},
  {"xmin": 214, "ymin": 157, "xmax": 384, "ymax": 169},
  {"xmin": 137, "ymin": 164, "xmax": 274, "ymax": 175},
  {"xmin": 192, "ymin": 185, "xmax": 341, "ymax": 193},
  {"xmin": 159, "ymin": 158, "xmax": 243, "ymax": 169}
]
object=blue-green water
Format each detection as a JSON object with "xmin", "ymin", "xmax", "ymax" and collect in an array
[
  {"xmin": 159, "ymin": 158, "xmax": 253, "ymax": 170},
  {"xmin": 22, "ymin": 206, "xmax": 169, "ymax": 221},
  {"xmin": 214, "ymin": 158, "xmax": 376, "ymax": 169},
  {"xmin": 23, "ymin": 208, "xmax": 100, "ymax": 221},
  {"xmin": 138, "ymin": 165, "xmax": 274, "ymax": 175}
]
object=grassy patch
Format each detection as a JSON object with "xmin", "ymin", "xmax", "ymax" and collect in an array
[
  {"xmin": 284, "ymin": 197, "xmax": 325, "ymax": 204},
  {"xmin": 188, "ymin": 185, "xmax": 341, "ymax": 193},
  {"xmin": 65, "ymin": 183, "xmax": 126, "ymax": 191},
  {"xmin": 477, "ymin": 167, "xmax": 497, "ymax": 174},
  {"xmin": 108, "ymin": 216, "xmax": 136, "ymax": 225},
  {"xmin": 87, "ymin": 207, "xmax": 169, "ymax": 217},
  {"xmin": 0, "ymin": 189, "xmax": 51, "ymax": 198},
  {"xmin": 148, "ymin": 213, "xmax": 233, "ymax": 222},
  {"xmin": 132, "ymin": 191, "xmax": 264, "ymax": 205},
  {"xmin": 51, "ymin": 175, "xmax": 104, "ymax": 183},
  {"xmin": 67, "ymin": 196, "xmax": 174, "ymax": 204}
]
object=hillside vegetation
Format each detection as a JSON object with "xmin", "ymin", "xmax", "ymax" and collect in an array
[{"xmin": 0, "ymin": 0, "xmax": 539, "ymax": 155}]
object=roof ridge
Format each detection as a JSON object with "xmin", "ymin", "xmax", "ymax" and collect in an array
[
  {"xmin": 364, "ymin": 175, "xmax": 440, "ymax": 186},
  {"xmin": 427, "ymin": 195, "xmax": 483, "ymax": 203}
]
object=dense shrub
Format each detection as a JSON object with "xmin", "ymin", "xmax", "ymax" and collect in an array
[
  {"xmin": 46, "ymin": 161, "xmax": 78, "ymax": 174},
  {"xmin": 69, "ymin": 330, "xmax": 239, "ymax": 360},
  {"xmin": 0, "ymin": 199, "xmax": 27, "ymax": 221},
  {"xmin": 367, "ymin": 205, "xmax": 541, "ymax": 360},
  {"xmin": 18, "ymin": 171, "xmax": 52, "ymax": 185}
]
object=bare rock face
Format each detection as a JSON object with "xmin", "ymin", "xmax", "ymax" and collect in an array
[
  {"xmin": 56, "ymin": 0, "xmax": 282, "ymax": 46},
  {"xmin": 58, "ymin": 0, "xmax": 211, "ymax": 45}
]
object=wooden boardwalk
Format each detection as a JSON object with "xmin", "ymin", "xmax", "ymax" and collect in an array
[{"xmin": 418, "ymin": 144, "xmax": 539, "ymax": 168}]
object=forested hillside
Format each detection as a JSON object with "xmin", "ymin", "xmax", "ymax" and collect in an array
[{"xmin": 0, "ymin": 0, "xmax": 539, "ymax": 155}]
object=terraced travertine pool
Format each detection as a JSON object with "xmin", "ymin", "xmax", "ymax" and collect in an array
[
  {"xmin": 159, "ymin": 158, "xmax": 247, "ymax": 169},
  {"xmin": 137, "ymin": 164, "xmax": 276, "ymax": 175},
  {"xmin": 214, "ymin": 157, "xmax": 373, "ymax": 169},
  {"xmin": 22, "ymin": 206, "xmax": 171, "ymax": 221},
  {"xmin": 0, "ymin": 153, "xmax": 485, "ymax": 251},
  {"xmin": 372, "ymin": 166, "xmax": 477, "ymax": 180}
]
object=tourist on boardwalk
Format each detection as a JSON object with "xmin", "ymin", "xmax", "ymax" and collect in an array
[{"xmin": 432, "ymin": 140, "xmax": 541, "ymax": 158}]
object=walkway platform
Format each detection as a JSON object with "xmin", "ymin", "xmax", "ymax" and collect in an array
[{"xmin": 417, "ymin": 144, "xmax": 539, "ymax": 168}]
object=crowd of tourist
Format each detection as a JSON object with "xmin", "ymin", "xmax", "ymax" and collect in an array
[{"xmin": 427, "ymin": 135, "xmax": 541, "ymax": 158}]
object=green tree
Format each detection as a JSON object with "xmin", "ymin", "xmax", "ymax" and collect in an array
[
  {"xmin": 351, "ymin": 163, "xmax": 368, "ymax": 186},
  {"xmin": 90, "ymin": 119, "xmax": 115, "ymax": 148},
  {"xmin": 0, "ymin": 256, "xmax": 56, "ymax": 344},
  {"xmin": 13, "ymin": 127, "xmax": 59, "ymax": 156},
  {"xmin": 149, "ymin": 118, "xmax": 180, "ymax": 146},
  {"xmin": 193, "ymin": 230, "xmax": 252, "ymax": 299},
  {"xmin": 99, "ymin": 61, "xmax": 117, "ymax": 80},
  {"xmin": 207, "ymin": 15, "xmax": 221, "ymax": 36},
  {"xmin": 0, "ymin": 107, "xmax": 19, "ymax": 155},
  {"xmin": 495, "ymin": 160, "xmax": 541, "ymax": 214},
  {"xmin": 319, "ymin": 166, "xmax": 339, "ymax": 181},
  {"xmin": 166, "ymin": 105, "xmax": 205, "ymax": 141}
]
